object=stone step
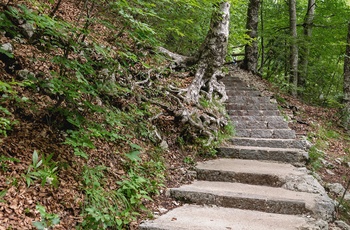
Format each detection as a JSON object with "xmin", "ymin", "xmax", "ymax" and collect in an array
[
  {"xmin": 170, "ymin": 181, "xmax": 324, "ymax": 216},
  {"xmin": 225, "ymin": 86, "xmax": 256, "ymax": 91},
  {"xmin": 196, "ymin": 159, "xmax": 305, "ymax": 187},
  {"xmin": 235, "ymin": 128, "xmax": 296, "ymax": 139},
  {"xmin": 218, "ymin": 145, "xmax": 308, "ymax": 164},
  {"xmin": 228, "ymin": 96, "xmax": 271, "ymax": 104},
  {"xmin": 231, "ymin": 117, "xmax": 289, "ymax": 129},
  {"xmin": 226, "ymin": 90, "xmax": 261, "ymax": 97},
  {"xmin": 139, "ymin": 205, "xmax": 326, "ymax": 230},
  {"xmin": 226, "ymin": 103, "xmax": 278, "ymax": 110},
  {"xmin": 228, "ymin": 109, "xmax": 280, "ymax": 116},
  {"xmin": 229, "ymin": 137, "xmax": 306, "ymax": 149}
]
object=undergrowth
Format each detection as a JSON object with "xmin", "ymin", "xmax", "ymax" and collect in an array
[{"xmin": 0, "ymin": 2, "xmax": 233, "ymax": 229}]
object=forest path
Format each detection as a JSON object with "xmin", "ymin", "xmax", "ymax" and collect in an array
[{"xmin": 139, "ymin": 71, "xmax": 335, "ymax": 229}]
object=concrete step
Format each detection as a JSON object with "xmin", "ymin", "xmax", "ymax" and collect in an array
[
  {"xmin": 225, "ymin": 89, "xmax": 261, "ymax": 96},
  {"xmin": 231, "ymin": 116, "xmax": 289, "ymax": 129},
  {"xmin": 195, "ymin": 159, "xmax": 305, "ymax": 187},
  {"xmin": 170, "ymin": 181, "xmax": 322, "ymax": 216},
  {"xmin": 235, "ymin": 128, "xmax": 296, "ymax": 139},
  {"xmin": 226, "ymin": 103, "xmax": 278, "ymax": 110},
  {"xmin": 228, "ymin": 109, "xmax": 280, "ymax": 116},
  {"xmin": 139, "ymin": 205, "xmax": 326, "ymax": 230},
  {"xmin": 229, "ymin": 137, "xmax": 306, "ymax": 149},
  {"xmin": 218, "ymin": 145, "xmax": 308, "ymax": 164},
  {"xmin": 228, "ymin": 96, "xmax": 271, "ymax": 104}
]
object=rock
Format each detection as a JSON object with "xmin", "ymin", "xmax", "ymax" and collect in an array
[
  {"xmin": 346, "ymin": 162, "xmax": 350, "ymax": 168},
  {"xmin": 1, "ymin": 43, "xmax": 13, "ymax": 53},
  {"xmin": 344, "ymin": 192, "xmax": 350, "ymax": 201},
  {"xmin": 284, "ymin": 173, "xmax": 327, "ymax": 194},
  {"xmin": 300, "ymin": 219, "xmax": 328, "ymax": 230},
  {"xmin": 321, "ymin": 159, "xmax": 335, "ymax": 169},
  {"xmin": 335, "ymin": 220, "xmax": 350, "ymax": 230},
  {"xmin": 19, "ymin": 22, "xmax": 35, "ymax": 38},
  {"xmin": 335, "ymin": 158, "xmax": 342, "ymax": 165},
  {"xmin": 325, "ymin": 169, "xmax": 335, "ymax": 175},
  {"xmin": 158, "ymin": 207, "xmax": 168, "ymax": 214},
  {"xmin": 326, "ymin": 183, "xmax": 345, "ymax": 196},
  {"xmin": 17, "ymin": 69, "xmax": 35, "ymax": 80},
  {"xmin": 160, "ymin": 140, "xmax": 168, "ymax": 150}
]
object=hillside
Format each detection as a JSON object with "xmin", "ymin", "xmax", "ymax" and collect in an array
[{"xmin": 0, "ymin": 0, "xmax": 350, "ymax": 229}]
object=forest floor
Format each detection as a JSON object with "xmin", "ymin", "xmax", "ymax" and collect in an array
[{"xmin": 0, "ymin": 0, "xmax": 349, "ymax": 229}]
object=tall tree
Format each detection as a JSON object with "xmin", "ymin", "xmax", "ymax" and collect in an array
[
  {"xmin": 242, "ymin": 0, "xmax": 260, "ymax": 73},
  {"xmin": 298, "ymin": 0, "xmax": 315, "ymax": 92},
  {"xmin": 289, "ymin": 0, "xmax": 298, "ymax": 96},
  {"xmin": 343, "ymin": 20, "xmax": 350, "ymax": 130}
]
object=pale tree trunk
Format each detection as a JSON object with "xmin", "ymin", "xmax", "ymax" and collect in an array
[
  {"xmin": 242, "ymin": 0, "xmax": 260, "ymax": 74},
  {"xmin": 298, "ymin": 0, "xmax": 315, "ymax": 91},
  {"xmin": 259, "ymin": 0, "xmax": 264, "ymax": 73},
  {"xmin": 185, "ymin": 1, "xmax": 230, "ymax": 104},
  {"xmin": 289, "ymin": 0, "xmax": 298, "ymax": 96},
  {"xmin": 343, "ymin": 20, "xmax": 350, "ymax": 130},
  {"xmin": 156, "ymin": 1, "xmax": 231, "ymax": 145}
]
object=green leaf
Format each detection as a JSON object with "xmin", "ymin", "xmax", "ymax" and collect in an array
[
  {"xmin": 73, "ymin": 148, "xmax": 88, "ymax": 159},
  {"xmin": 125, "ymin": 151, "xmax": 141, "ymax": 161},
  {"xmin": 0, "ymin": 47, "xmax": 14, "ymax": 58},
  {"xmin": 32, "ymin": 221, "xmax": 46, "ymax": 230}
]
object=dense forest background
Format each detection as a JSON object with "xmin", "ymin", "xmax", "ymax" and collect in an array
[{"xmin": 0, "ymin": 0, "xmax": 350, "ymax": 229}]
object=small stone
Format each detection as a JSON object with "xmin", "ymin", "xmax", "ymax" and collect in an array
[
  {"xmin": 346, "ymin": 162, "xmax": 350, "ymax": 168},
  {"xmin": 158, "ymin": 207, "xmax": 168, "ymax": 214},
  {"xmin": 19, "ymin": 22, "xmax": 35, "ymax": 38},
  {"xmin": 1, "ymin": 43, "xmax": 13, "ymax": 53},
  {"xmin": 326, "ymin": 183, "xmax": 345, "ymax": 196},
  {"xmin": 17, "ymin": 69, "xmax": 35, "ymax": 80},
  {"xmin": 335, "ymin": 158, "xmax": 342, "ymax": 165},
  {"xmin": 325, "ymin": 169, "xmax": 335, "ymax": 175},
  {"xmin": 160, "ymin": 140, "xmax": 168, "ymax": 150}
]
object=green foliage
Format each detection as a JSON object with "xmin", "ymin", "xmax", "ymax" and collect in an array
[
  {"xmin": 0, "ymin": 189, "xmax": 7, "ymax": 203},
  {"xmin": 22, "ymin": 150, "xmax": 59, "ymax": 188},
  {"xmin": 0, "ymin": 155, "xmax": 20, "ymax": 172},
  {"xmin": 32, "ymin": 204, "xmax": 60, "ymax": 230},
  {"xmin": 308, "ymin": 146, "xmax": 324, "ymax": 171},
  {"xmin": 80, "ymin": 158, "xmax": 164, "ymax": 229}
]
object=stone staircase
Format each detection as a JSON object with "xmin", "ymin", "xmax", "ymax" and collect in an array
[{"xmin": 139, "ymin": 73, "xmax": 335, "ymax": 229}]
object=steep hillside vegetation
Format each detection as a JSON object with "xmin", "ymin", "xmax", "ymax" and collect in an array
[{"xmin": 0, "ymin": 0, "xmax": 232, "ymax": 229}]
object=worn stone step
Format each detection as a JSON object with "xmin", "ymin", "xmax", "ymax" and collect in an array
[
  {"xmin": 226, "ymin": 103, "xmax": 278, "ymax": 110},
  {"xmin": 218, "ymin": 145, "xmax": 308, "ymax": 164},
  {"xmin": 231, "ymin": 116, "xmax": 289, "ymax": 129},
  {"xmin": 228, "ymin": 96, "xmax": 271, "ymax": 104},
  {"xmin": 229, "ymin": 137, "xmax": 306, "ymax": 149},
  {"xmin": 235, "ymin": 128, "xmax": 296, "ymax": 139},
  {"xmin": 170, "ymin": 181, "xmax": 326, "ymax": 217},
  {"xmin": 195, "ymin": 158, "xmax": 308, "ymax": 187},
  {"xmin": 139, "ymin": 205, "xmax": 327, "ymax": 230},
  {"xmin": 228, "ymin": 109, "xmax": 280, "ymax": 116},
  {"xmin": 225, "ymin": 90, "xmax": 261, "ymax": 97}
]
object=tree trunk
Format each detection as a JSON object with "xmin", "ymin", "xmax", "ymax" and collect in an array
[
  {"xmin": 259, "ymin": 0, "xmax": 264, "ymax": 73},
  {"xmin": 242, "ymin": 0, "xmax": 260, "ymax": 74},
  {"xmin": 298, "ymin": 0, "xmax": 315, "ymax": 92},
  {"xmin": 289, "ymin": 0, "xmax": 298, "ymax": 96},
  {"xmin": 185, "ymin": 1, "xmax": 230, "ymax": 104},
  {"xmin": 343, "ymin": 20, "xmax": 350, "ymax": 130}
]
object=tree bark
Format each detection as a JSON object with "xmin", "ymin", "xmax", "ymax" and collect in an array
[
  {"xmin": 259, "ymin": 0, "xmax": 264, "ymax": 73},
  {"xmin": 242, "ymin": 0, "xmax": 260, "ymax": 74},
  {"xmin": 343, "ymin": 20, "xmax": 350, "ymax": 130},
  {"xmin": 185, "ymin": 1, "xmax": 230, "ymax": 104},
  {"xmin": 289, "ymin": 0, "xmax": 298, "ymax": 96},
  {"xmin": 158, "ymin": 2, "xmax": 230, "ymax": 104},
  {"xmin": 298, "ymin": 0, "xmax": 315, "ymax": 92}
]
